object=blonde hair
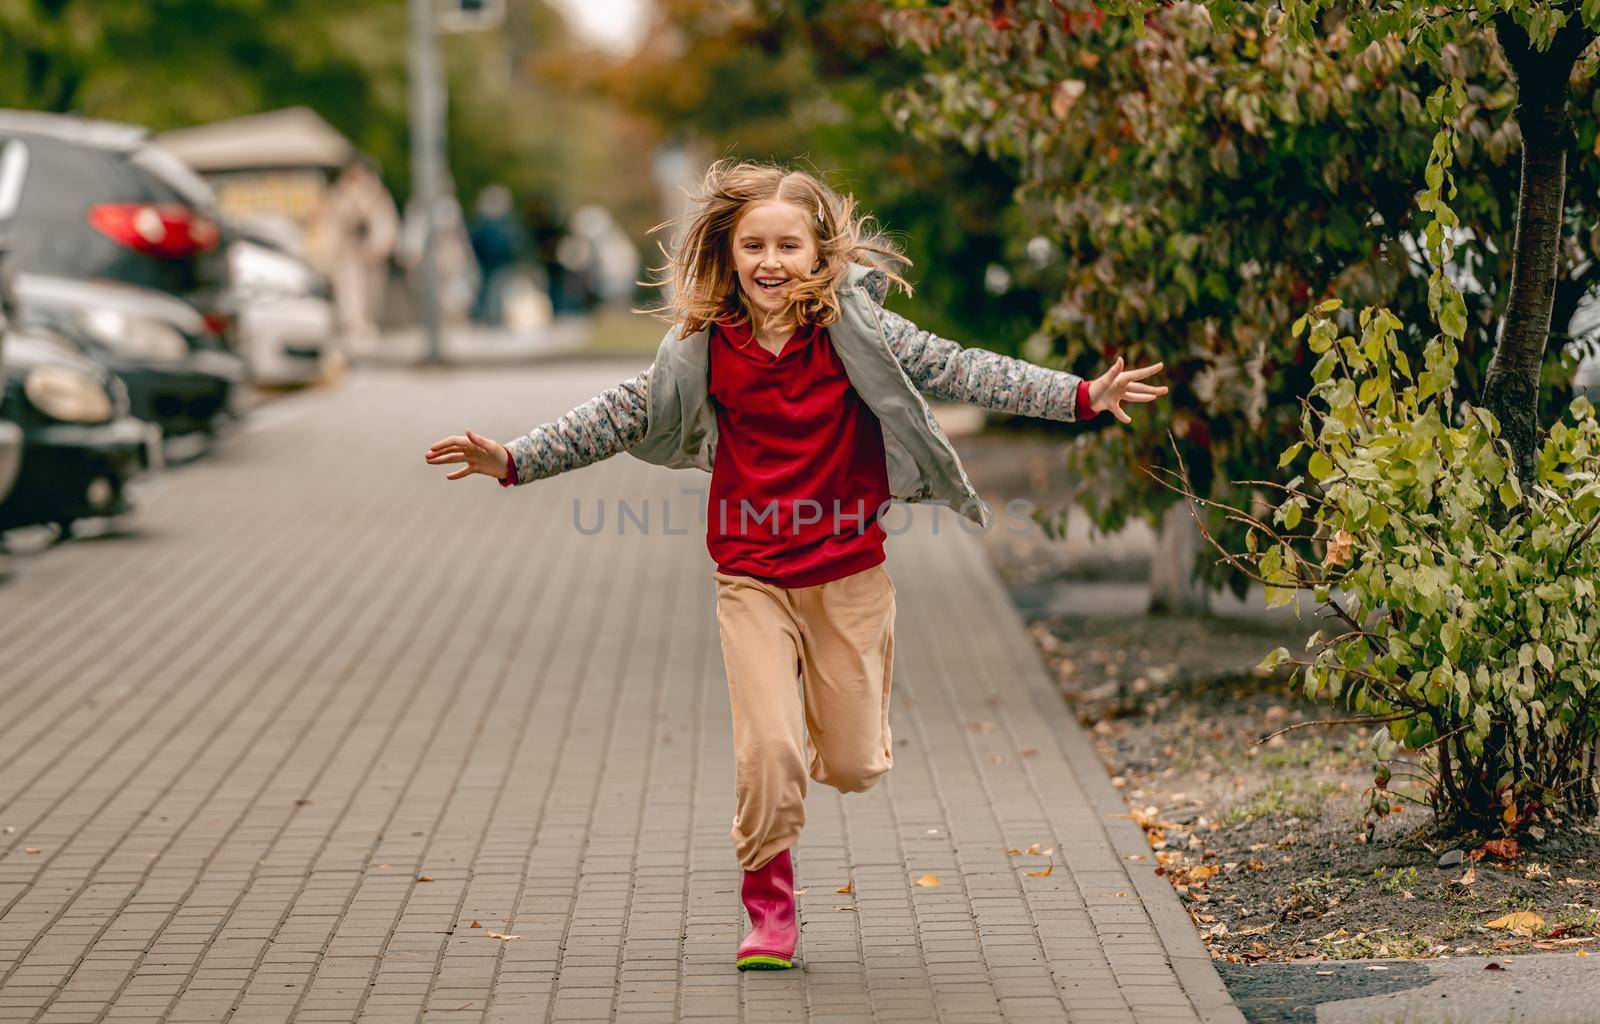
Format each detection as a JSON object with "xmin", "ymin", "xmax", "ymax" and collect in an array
[{"xmin": 639, "ymin": 159, "xmax": 912, "ymax": 337}]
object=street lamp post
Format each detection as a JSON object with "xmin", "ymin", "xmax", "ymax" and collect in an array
[
  {"xmin": 408, "ymin": 0, "xmax": 505, "ymax": 364},
  {"xmin": 408, "ymin": 0, "xmax": 447, "ymax": 364}
]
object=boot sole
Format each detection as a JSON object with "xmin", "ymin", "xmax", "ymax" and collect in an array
[{"xmin": 736, "ymin": 954, "xmax": 795, "ymax": 970}]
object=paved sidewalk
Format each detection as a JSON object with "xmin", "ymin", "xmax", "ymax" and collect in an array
[{"xmin": 0, "ymin": 363, "xmax": 1243, "ymax": 1023}]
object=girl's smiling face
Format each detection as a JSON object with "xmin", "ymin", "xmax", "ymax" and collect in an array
[{"xmin": 731, "ymin": 200, "xmax": 820, "ymax": 324}]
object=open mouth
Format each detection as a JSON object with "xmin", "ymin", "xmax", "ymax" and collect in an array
[{"xmin": 755, "ymin": 277, "xmax": 789, "ymax": 292}]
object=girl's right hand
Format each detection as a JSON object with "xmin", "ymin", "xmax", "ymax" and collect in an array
[{"xmin": 425, "ymin": 429, "xmax": 510, "ymax": 481}]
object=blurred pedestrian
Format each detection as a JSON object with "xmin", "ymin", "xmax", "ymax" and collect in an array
[
  {"xmin": 424, "ymin": 160, "xmax": 1167, "ymax": 972},
  {"xmin": 398, "ymin": 193, "xmax": 479, "ymax": 326},
  {"xmin": 305, "ymin": 158, "xmax": 398, "ymax": 342},
  {"xmin": 467, "ymin": 184, "xmax": 526, "ymax": 325}
]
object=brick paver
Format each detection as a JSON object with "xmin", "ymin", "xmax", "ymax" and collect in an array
[{"xmin": 0, "ymin": 361, "xmax": 1243, "ymax": 1023}]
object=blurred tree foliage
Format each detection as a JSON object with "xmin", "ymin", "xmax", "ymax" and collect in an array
[
  {"xmin": 593, "ymin": 0, "xmax": 1047, "ymax": 349},
  {"xmin": 886, "ymin": 1, "xmax": 1600, "ymax": 599},
  {"xmin": 0, "ymin": 0, "xmax": 656, "ymax": 222}
]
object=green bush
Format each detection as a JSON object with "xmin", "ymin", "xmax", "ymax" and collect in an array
[{"xmin": 1174, "ymin": 300, "xmax": 1600, "ymax": 830}]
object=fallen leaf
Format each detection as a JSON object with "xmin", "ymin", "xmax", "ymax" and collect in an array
[
  {"xmin": 1525, "ymin": 862, "xmax": 1551, "ymax": 879},
  {"xmin": 1485, "ymin": 962, "xmax": 1507, "ymax": 971},
  {"xmin": 1006, "ymin": 848, "xmax": 1023, "ymax": 856},
  {"xmin": 794, "ymin": 887, "xmax": 808, "ymax": 895},
  {"xmin": 1485, "ymin": 912, "xmax": 1544, "ymax": 937},
  {"xmin": 24, "ymin": 848, "xmax": 41, "ymax": 854},
  {"xmin": 1026, "ymin": 865, "xmax": 1054, "ymax": 878},
  {"xmin": 1020, "ymin": 747, "xmax": 1039, "ymax": 758},
  {"xmin": 470, "ymin": 920, "xmax": 481, "ymax": 929},
  {"xmin": 1024, "ymin": 843, "xmax": 1043, "ymax": 855},
  {"xmin": 1580, "ymin": 950, "xmax": 1591, "ymax": 957},
  {"xmin": 835, "ymin": 882, "xmax": 853, "ymax": 894},
  {"xmin": 486, "ymin": 932, "xmax": 525, "ymax": 941},
  {"xmin": 417, "ymin": 875, "xmax": 434, "ymax": 882},
  {"xmin": 1316, "ymin": 970, "xmax": 1335, "ymax": 977},
  {"xmin": 1454, "ymin": 865, "xmax": 1477, "ymax": 887},
  {"xmin": 1189, "ymin": 865, "xmax": 1221, "ymax": 881},
  {"xmin": 969, "ymin": 721, "xmax": 994, "ymax": 733},
  {"xmin": 832, "ymin": 905, "xmax": 858, "ymax": 912},
  {"xmin": 915, "ymin": 873, "xmax": 940, "ymax": 887},
  {"xmin": 1480, "ymin": 839, "xmax": 1520, "ymax": 863}
]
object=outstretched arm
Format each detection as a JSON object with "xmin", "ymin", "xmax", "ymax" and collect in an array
[
  {"xmin": 877, "ymin": 307, "xmax": 1090, "ymax": 421},
  {"xmin": 425, "ymin": 370, "xmax": 651, "ymax": 486},
  {"xmin": 501, "ymin": 370, "xmax": 651, "ymax": 485}
]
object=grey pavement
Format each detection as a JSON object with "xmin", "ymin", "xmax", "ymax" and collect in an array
[
  {"xmin": 0, "ymin": 361, "xmax": 1243, "ymax": 1023},
  {"xmin": 1219, "ymin": 956, "xmax": 1600, "ymax": 1024}
]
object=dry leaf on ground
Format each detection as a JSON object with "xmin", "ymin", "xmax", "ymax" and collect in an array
[
  {"xmin": 915, "ymin": 873, "xmax": 940, "ymax": 887},
  {"xmin": 486, "ymin": 932, "xmax": 525, "ymax": 941},
  {"xmin": 1026, "ymin": 865, "xmax": 1054, "ymax": 878},
  {"xmin": 1485, "ymin": 912, "xmax": 1544, "ymax": 937},
  {"xmin": 417, "ymin": 875, "xmax": 434, "ymax": 882},
  {"xmin": 835, "ymin": 882, "xmax": 853, "ymax": 894}
]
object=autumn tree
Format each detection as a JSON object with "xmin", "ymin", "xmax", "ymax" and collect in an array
[{"xmin": 884, "ymin": 1, "xmax": 1600, "ymax": 611}]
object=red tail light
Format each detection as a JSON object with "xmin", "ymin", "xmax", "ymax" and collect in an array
[{"xmin": 88, "ymin": 203, "xmax": 219, "ymax": 259}]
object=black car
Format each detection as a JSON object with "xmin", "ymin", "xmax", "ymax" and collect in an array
[
  {"xmin": 0, "ymin": 324, "xmax": 154, "ymax": 535},
  {"xmin": 0, "ymin": 110, "xmax": 230, "ymax": 336},
  {"xmin": 0, "ymin": 322, "xmax": 21, "ymax": 568},
  {"xmin": 12, "ymin": 273, "xmax": 245, "ymax": 462}
]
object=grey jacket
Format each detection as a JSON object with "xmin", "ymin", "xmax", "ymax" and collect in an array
[{"xmin": 504, "ymin": 263, "xmax": 1088, "ymax": 528}]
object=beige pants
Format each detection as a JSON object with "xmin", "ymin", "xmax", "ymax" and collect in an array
[{"xmin": 714, "ymin": 562, "xmax": 896, "ymax": 872}]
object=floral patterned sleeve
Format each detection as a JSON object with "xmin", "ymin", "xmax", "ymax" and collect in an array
[
  {"xmin": 876, "ymin": 306, "xmax": 1087, "ymax": 422},
  {"xmin": 501, "ymin": 370, "xmax": 651, "ymax": 485}
]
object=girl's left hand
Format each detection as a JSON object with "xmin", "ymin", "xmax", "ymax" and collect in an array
[{"xmin": 1088, "ymin": 356, "xmax": 1167, "ymax": 425}]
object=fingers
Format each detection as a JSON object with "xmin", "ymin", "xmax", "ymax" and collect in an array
[
  {"xmin": 428, "ymin": 434, "xmax": 469, "ymax": 452},
  {"xmin": 446, "ymin": 465, "xmax": 473, "ymax": 480},
  {"xmin": 1111, "ymin": 401, "xmax": 1133, "ymax": 425},
  {"xmin": 1122, "ymin": 383, "xmax": 1168, "ymax": 401},
  {"xmin": 1121, "ymin": 361, "xmax": 1165, "ymax": 382}
]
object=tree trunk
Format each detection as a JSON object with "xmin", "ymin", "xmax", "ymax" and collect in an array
[
  {"xmin": 1485, "ymin": 18, "xmax": 1594, "ymax": 484},
  {"xmin": 1149, "ymin": 501, "xmax": 1211, "ymax": 616}
]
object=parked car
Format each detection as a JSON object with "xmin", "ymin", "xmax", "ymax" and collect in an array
[
  {"xmin": 0, "ymin": 324, "xmax": 154, "ymax": 535},
  {"xmin": 0, "ymin": 316, "xmax": 21, "ymax": 504},
  {"xmin": 0, "ymin": 110, "xmax": 231, "ymax": 337},
  {"xmin": 223, "ymin": 220, "xmax": 336, "ymax": 385},
  {"xmin": 11, "ymin": 272, "xmax": 245, "ymax": 462}
]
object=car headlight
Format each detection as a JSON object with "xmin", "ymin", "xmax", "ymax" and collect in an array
[
  {"xmin": 24, "ymin": 364, "xmax": 113, "ymax": 423},
  {"xmin": 80, "ymin": 308, "xmax": 190, "ymax": 361}
]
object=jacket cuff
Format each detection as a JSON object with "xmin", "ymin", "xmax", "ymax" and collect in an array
[
  {"xmin": 500, "ymin": 454, "xmax": 518, "ymax": 487},
  {"xmin": 1075, "ymin": 379, "xmax": 1096, "ymax": 421}
]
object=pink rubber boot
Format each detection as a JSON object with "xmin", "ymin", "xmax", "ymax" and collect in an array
[{"xmin": 735, "ymin": 848, "xmax": 797, "ymax": 970}]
